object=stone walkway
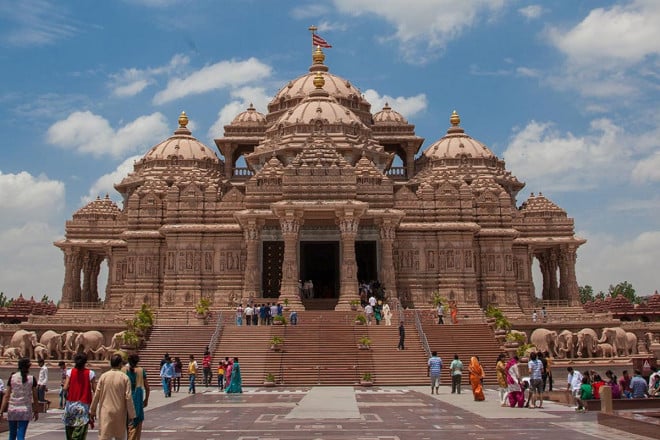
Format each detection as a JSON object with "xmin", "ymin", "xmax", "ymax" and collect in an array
[{"xmin": 24, "ymin": 386, "xmax": 657, "ymax": 439}]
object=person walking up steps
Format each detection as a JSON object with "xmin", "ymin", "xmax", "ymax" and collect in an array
[
  {"xmin": 428, "ymin": 352, "xmax": 443, "ymax": 394},
  {"xmin": 397, "ymin": 321, "xmax": 405, "ymax": 350},
  {"xmin": 450, "ymin": 354, "xmax": 463, "ymax": 394}
]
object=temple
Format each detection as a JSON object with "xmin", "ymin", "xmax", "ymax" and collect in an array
[{"xmin": 54, "ymin": 47, "xmax": 585, "ymax": 313}]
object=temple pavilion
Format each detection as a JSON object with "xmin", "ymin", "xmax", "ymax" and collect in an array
[{"xmin": 55, "ymin": 47, "xmax": 585, "ymax": 313}]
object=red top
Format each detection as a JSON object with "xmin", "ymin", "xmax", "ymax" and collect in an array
[
  {"xmin": 202, "ymin": 355, "xmax": 211, "ymax": 368},
  {"xmin": 67, "ymin": 368, "xmax": 92, "ymax": 404}
]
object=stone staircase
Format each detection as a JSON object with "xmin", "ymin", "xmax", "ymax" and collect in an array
[
  {"xmin": 137, "ymin": 324, "xmax": 216, "ymax": 388},
  {"xmin": 422, "ymin": 323, "xmax": 503, "ymax": 385},
  {"xmin": 136, "ymin": 310, "xmax": 505, "ymax": 388}
]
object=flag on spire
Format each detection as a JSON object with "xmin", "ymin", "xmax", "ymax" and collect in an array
[{"xmin": 312, "ymin": 33, "xmax": 332, "ymax": 48}]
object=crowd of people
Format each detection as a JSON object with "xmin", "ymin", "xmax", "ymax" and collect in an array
[
  {"xmin": 428, "ymin": 349, "xmax": 659, "ymax": 412},
  {"xmin": 234, "ymin": 302, "xmax": 299, "ymax": 326}
]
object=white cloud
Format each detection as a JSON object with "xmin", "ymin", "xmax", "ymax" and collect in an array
[
  {"xmin": 153, "ymin": 58, "xmax": 272, "ymax": 105},
  {"xmin": 548, "ymin": 1, "xmax": 660, "ymax": 69},
  {"xmin": 544, "ymin": 1, "xmax": 660, "ymax": 100},
  {"xmin": 363, "ymin": 90, "xmax": 427, "ymax": 119},
  {"xmin": 576, "ymin": 229, "xmax": 660, "ymax": 296},
  {"xmin": 0, "ymin": 0, "xmax": 78, "ymax": 47},
  {"xmin": 207, "ymin": 87, "xmax": 271, "ymax": 141},
  {"xmin": 503, "ymin": 119, "xmax": 630, "ymax": 191},
  {"xmin": 317, "ymin": 20, "xmax": 347, "ymax": 33},
  {"xmin": 332, "ymin": 0, "xmax": 507, "ymax": 63},
  {"xmin": 82, "ymin": 155, "xmax": 141, "ymax": 205},
  {"xmin": 632, "ymin": 151, "xmax": 660, "ymax": 183},
  {"xmin": 516, "ymin": 67, "xmax": 540, "ymax": 78},
  {"xmin": 110, "ymin": 54, "xmax": 190, "ymax": 98},
  {"xmin": 0, "ymin": 171, "xmax": 64, "ymax": 225},
  {"xmin": 46, "ymin": 111, "xmax": 170, "ymax": 158},
  {"xmin": 518, "ymin": 5, "xmax": 544, "ymax": 20},
  {"xmin": 0, "ymin": 170, "xmax": 66, "ymax": 299},
  {"xmin": 290, "ymin": 4, "xmax": 331, "ymax": 19}
]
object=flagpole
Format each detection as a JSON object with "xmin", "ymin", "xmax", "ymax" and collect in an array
[{"xmin": 308, "ymin": 25, "xmax": 317, "ymax": 49}]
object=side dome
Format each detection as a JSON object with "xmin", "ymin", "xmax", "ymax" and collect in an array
[
  {"xmin": 230, "ymin": 103, "xmax": 266, "ymax": 126},
  {"xmin": 142, "ymin": 112, "xmax": 219, "ymax": 162},
  {"xmin": 423, "ymin": 111, "xmax": 495, "ymax": 160},
  {"xmin": 373, "ymin": 103, "xmax": 408, "ymax": 125}
]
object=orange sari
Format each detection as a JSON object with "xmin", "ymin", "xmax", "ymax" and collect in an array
[
  {"xmin": 468, "ymin": 356, "xmax": 485, "ymax": 401},
  {"xmin": 450, "ymin": 302, "xmax": 458, "ymax": 324}
]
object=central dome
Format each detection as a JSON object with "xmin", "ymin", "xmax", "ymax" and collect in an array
[
  {"xmin": 423, "ymin": 111, "xmax": 495, "ymax": 160},
  {"xmin": 267, "ymin": 47, "xmax": 372, "ymax": 126}
]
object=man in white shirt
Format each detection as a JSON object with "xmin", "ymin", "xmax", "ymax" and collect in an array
[
  {"xmin": 369, "ymin": 295, "xmax": 377, "ymax": 308},
  {"xmin": 566, "ymin": 367, "xmax": 583, "ymax": 408},
  {"xmin": 244, "ymin": 305, "xmax": 253, "ymax": 326},
  {"xmin": 364, "ymin": 304, "xmax": 374, "ymax": 325},
  {"xmin": 37, "ymin": 357, "xmax": 49, "ymax": 404}
]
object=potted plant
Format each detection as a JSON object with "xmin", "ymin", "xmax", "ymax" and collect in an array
[
  {"xmin": 360, "ymin": 372, "xmax": 373, "ymax": 386},
  {"xmin": 270, "ymin": 336, "xmax": 284, "ymax": 351},
  {"xmin": 358, "ymin": 336, "xmax": 372, "ymax": 350},
  {"xmin": 273, "ymin": 315, "xmax": 287, "ymax": 326},
  {"xmin": 134, "ymin": 303, "xmax": 154, "ymax": 337},
  {"xmin": 282, "ymin": 298, "xmax": 290, "ymax": 310},
  {"xmin": 195, "ymin": 297, "xmax": 211, "ymax": 324},
  {"xmin": 349, "ymin": 299, "xmax": 360, "ymax": 311},
  {"xmin": 264, "ymin": 373, "xmax": 276, "ymax": 387},
  {"xmin": 354, "ymin": 314, "xmax": 367, "ymax": 325},
  {"xmin": 120, "ymin": 329, "xmax": 140, "ymax": 350},
  {"xmin": 485, "ymin": 305, "xmax": 510, "ymax": 333}
]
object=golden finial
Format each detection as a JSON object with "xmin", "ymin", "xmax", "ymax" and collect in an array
[
  {"xmin": 178, "ymin": 111, "xmax": 189, "ymax": 128},
  {"xmin": 313, "ymin": 72, "xmax": 325, "ymax": 89},
  {"xmin": 312, "ymin": 45, "xmax": 325, "ymax": 65},
  {"xmin": 450, "ymin": 110, "xmax": 460, "ymax": 126}
]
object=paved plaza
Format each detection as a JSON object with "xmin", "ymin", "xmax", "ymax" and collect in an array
[{"xmin": 22, "ymin": 385, "xmax": 657, "ymax": 440}]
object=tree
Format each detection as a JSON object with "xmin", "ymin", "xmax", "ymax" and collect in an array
[
  {"xmin": 40, "ymin": 295, "xmax": 50, "ymax": 303},
  {"xmin": 578, "ymin": 285, "xmax": 594, "ymax": 304},
  {"xmin": 0, "ymin": 292, "xmax": 8, "ymax": 308},
  {"xmin": 608, "ymin": 281, "xmax": 639, "ymax": 304}
]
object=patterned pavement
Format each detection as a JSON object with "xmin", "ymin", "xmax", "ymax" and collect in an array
[{"xmin": 23, "ymin": 386, "xmax": 658, "ymax": 440}]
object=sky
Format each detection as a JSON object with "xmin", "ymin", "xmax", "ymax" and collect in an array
[{"xmin": 0, "ymin": 0, "xmax": 658, "ymax": 302}]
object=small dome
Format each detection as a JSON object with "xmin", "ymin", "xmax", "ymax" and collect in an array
[
  {"xmin": 230, "ymin": 103, "xmax": 266, "ymax": 126},
  {"xmin": 373, "ymin": 103, "xmax": 408, "ymax": 125},
  {"xmin": 143, "ymin": 112, "xmax": 219, "ymax": 162},
  {"xmin": 423, "ymin": 111, "xmax": 495, "ymax": 160},
  {"xmin": 73, "ymin": 194, "xmax": 121, "ymax": 220}
]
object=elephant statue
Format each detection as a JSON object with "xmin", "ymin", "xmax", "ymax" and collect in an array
[
  {"xmin": 594, "ymin": 342, "xmax": 615, "ymax": 358},
  {"xmin": 9, "ymin": 330, "xmax": 38, "ymax": 359},
  {"xmin": 576, "ymin": 328, "xmax": 598, "ymax": 357},
  {"xmin": 74, "ymin": 331, "xmax": 105, "ymax": 360},
  {"xmin": 599, "ymin": 327, "xmax": 628, "ymax": 356},
  {"xmin": 556, "ymin": 330, "xmax": 577, "ymax": 359},
  {"xmin": 34, "ymin": 343, "xmax": 49, "ymax": 361},
  {"xmin": 39, "ymin": 330, "xmax": 63, "ymax": 359},
  {"xmin": 3, "ymin": 346, "xmax": 22, "ymax": 360},
  {"xmin": 109, "ymin": 331, "xmax": 126, "ymax": 351},
  {"xmin": 91, "ymin": 345, "xmax": 115, "ymax": 361},
  {"xmin": 529, "ymin": 328, "xmax": 558, "ymax": 356},
  {"xmin": 625, "ymin": 332, "xmax": 638, "ymax": 356},
  {"xmin": 60, "ymin": 331, "xmax": 79, "ymax": 360}
]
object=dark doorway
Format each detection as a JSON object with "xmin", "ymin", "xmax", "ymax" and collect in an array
[
  {"xmin": 356, "ymin": 241, "xmax": 377, "ymax": 284},
  {"xmin": 300, "ymin": 242, "xmax": 339, "ymax": 298},
  {"xmin": 262, "ymin": 241, "xmax": 284, "ymax": 298}
]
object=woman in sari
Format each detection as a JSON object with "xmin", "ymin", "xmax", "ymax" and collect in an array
[
  {"xmin": 125, "ymin": 354, "xmax": 150, "ymax": 440},
  {"xmin": 468, "ymin": 356, "xmax": 485, "ymax": 401},
  {"xmin": 505, "ymin": 356, "xmax": 524, "ymax": 407},
  {"xmin": 496, "ymin": 354, "xmax": 508, "ymax": 406},
  {"xmin": 63, "ymin": 353, "xmax": 97, "ymax": 440},
  {"xmin": 225, "ymin": 357, "xmax": 242, "ymax": 394},
  {"xmin": 449, "ymin": 300, "xmax": 458, "ymax": 324}
]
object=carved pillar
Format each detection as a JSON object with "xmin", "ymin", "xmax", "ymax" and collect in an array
[
  {"xmin": 81, "ymin": 251, "xmax": 92, "ymax": 303},
  {"xmin": 562, "ymin": 246, "xmax": 580, "ymax": 306},
  {"xmin": 548, "ymin": 248, "xmax": 559, "ymax": 302},
  {"xmin": 61, "ymin": 247, "xmax": 80, "ymax": 307},
  {"xmin": 405, "ymin": 147, "xmax": 415, "ymax": 179},
  {"xmin": 335, "ymin": 214, "xmax": 360, "ymax": 311},
  {"xmin": 279, "ymin": 214, "xmax": 304, "ymax": 308},
  {"xmin": 538, "ymin": 252, "xmax": 550, "ymax": 301},
  {"xmin": 558, "ymin": 247, "xmax": 569, "ymax": 302},
  {"xmin": 377, "ymin": 220, "xmax": 397, "ymax": 292},
  {"xmin": 243, "ymin": 219, "xmax": 264, "ymax": 299}
]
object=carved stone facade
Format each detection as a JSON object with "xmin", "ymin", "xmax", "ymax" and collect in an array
[{"xmin": 55, "ymin": 47, "xmax": 585, "ymax": 312}]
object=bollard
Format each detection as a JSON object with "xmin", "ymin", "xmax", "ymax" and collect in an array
[{"xmin": 600, "ymin": 385, "xmax": 613, "ymax": 414}]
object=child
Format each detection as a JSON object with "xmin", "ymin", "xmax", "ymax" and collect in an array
[
  {"xmin": 575, "ymin": 376, "xmax": 593, "ymax": 412},
  {"xmin": 218, "ymin": 360, "xmax": 225, "ymax": 391}
]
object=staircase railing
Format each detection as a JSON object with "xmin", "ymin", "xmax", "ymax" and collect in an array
[
  {"xmin": 391, "ymin": 296, "xmax": 404, "ymax": 325},
  {"xmin": 414, "ymin": 310, "xmax": 431, "ymax": 359},
  {"xmin": 207, "ymin": 310, "xmax": 224, "ymax": 358}
]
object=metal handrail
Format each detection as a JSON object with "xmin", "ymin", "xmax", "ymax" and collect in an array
[
  {"xmin": 414, "ymin": 310, "xmax": 431, "ymax": 359},
  {"xmin": 207, "ymin": 310, "xmax": 224, "ymax": 358}
]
